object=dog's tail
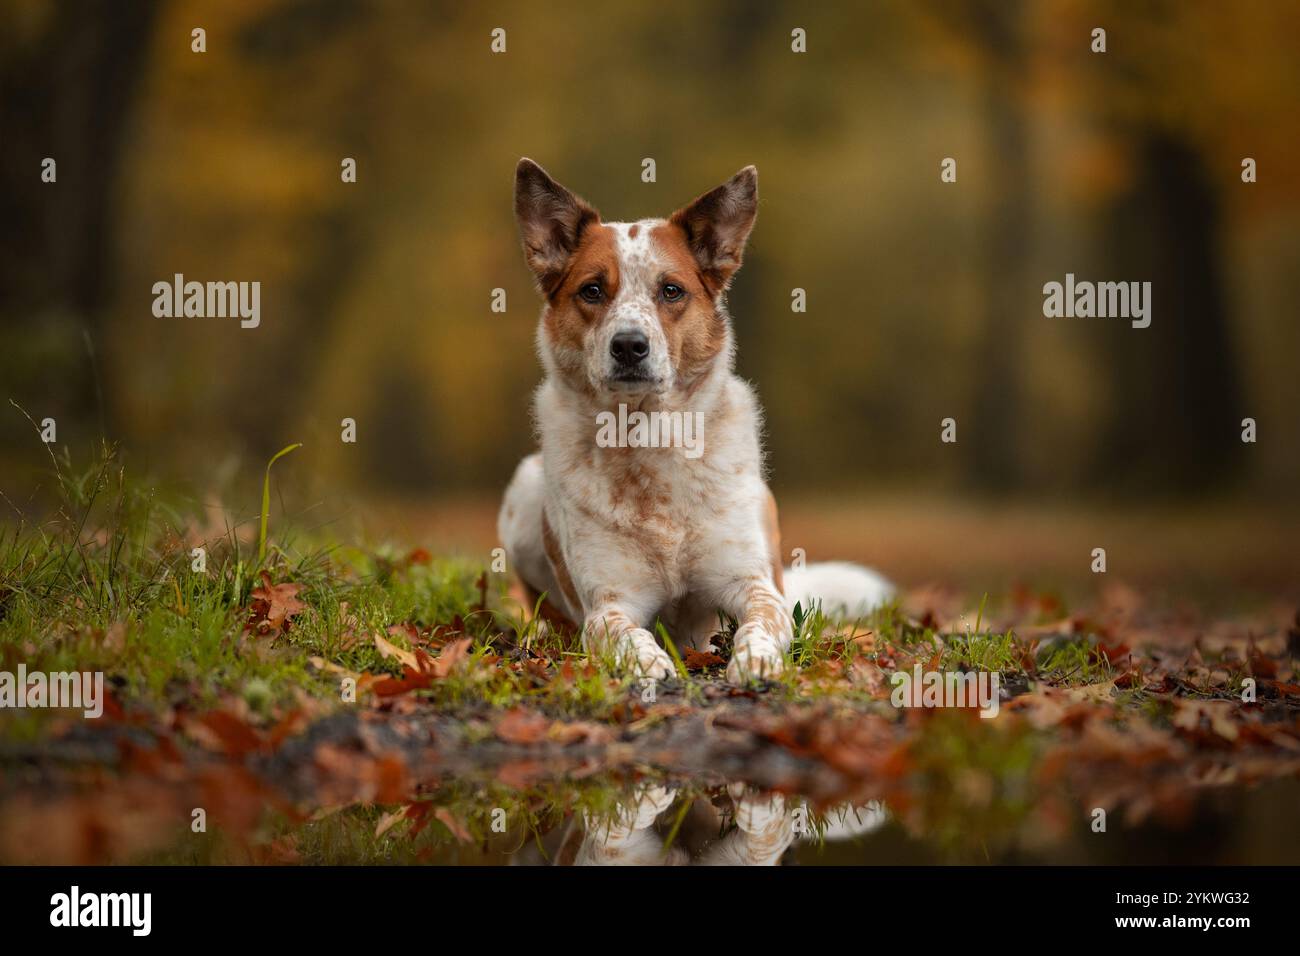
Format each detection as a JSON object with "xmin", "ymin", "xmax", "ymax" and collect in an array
[
  {"xmin": 782, "ymin": 561, "xmax": 895, "ymax": 619},
  {"xmin": 799, "ymin": 801, "xmax": 889, "ymax": 843}
]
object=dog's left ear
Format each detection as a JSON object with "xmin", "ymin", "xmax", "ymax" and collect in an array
[{"xmin": 670, "ymin": 166, "xmax": 758, "ymax": 294}]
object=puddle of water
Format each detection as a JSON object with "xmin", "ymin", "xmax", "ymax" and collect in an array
[
  {"xmin": 276, "ymin": 773, "xmax": 1300, "ymax": 866},
  {"xmin": 9, "ymin": 700, "xmax": 1299, "ymax": 865}
]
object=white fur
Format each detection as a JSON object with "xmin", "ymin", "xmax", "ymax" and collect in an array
[
  {"xmin": 572, "ymin": 785, "xmax": 888, "ymax": 866},
  {"xmin": 500, "ymin": 207, "xmax": 892, "ymax": 683},
  {"xmin": 783, "ymin": 561, "xmax": 895, "ymax": 619}
]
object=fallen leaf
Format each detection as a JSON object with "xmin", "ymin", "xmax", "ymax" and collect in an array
[
  {"xmin": 434, "ymin": 807, "xmax": 472, "ymax": 842},
  {"xmin": 426, "ymin": 636, "xmax": 473, "ymax": 678},
  {"xmin": 496, "ymin": 707, "xmax": 550, "ymax": 744},
  {"xmin": 248, "ymin": 572, "xmax": 305, "ymax": 634},
  {"xmin": 547, "ymin": 720, "xmax": 615, "ymax": 746},
  {"xmin": 374, "ymin": 632, "xmax": 420, "ymax": 671},
  {"xmin": 683, "ymin": 648, "xmax": 725, "ymax": 670},
  {"xmin": 192, "ymin": 710, "xmax": 263, "ymax": 757}
]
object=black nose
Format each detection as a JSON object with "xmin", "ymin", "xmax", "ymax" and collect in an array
[{"xmin": 610, "ymin": 331, "xmax": 650, "ymax": 367}]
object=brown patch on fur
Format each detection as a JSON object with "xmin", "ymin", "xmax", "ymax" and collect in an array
[
  {"xmin": 649, "ymin": 221, "xmax": 729, "ymax": 383},
  {"xmin": 573, "ymin": 451, "xmax": 679, "ymax": 593},
  {"xmin": 764, "ymin": 487, "xmax": 785, "ymax": 594},
  {"xmin": 547, "ymin": 222, "xmax": 621, "ymax": 307},
  {"xmin": 740, "ymin": 579, "xmax": 787, "ymax": 638},
  {"xmin": 540, "ymin": 223, "xmax": 621, "ymax": 390},
  {"xmin": 541, "ymin": 510, "xmax": 581, "ymax": 612},
  {"xmin": 627, "ymin": 223, "xmax": 639, "ymax": 239},
  {"xmin": 602, "ymin": 449, "xmax": 673, "ymax": 525},
  {"xmin": 584, "ymin": 598, "xmax": 642, "ymax": 654}
]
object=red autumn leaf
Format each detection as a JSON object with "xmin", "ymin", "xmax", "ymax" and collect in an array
[
  {"xmin": 371, "ymin": 667, "xmax": 434, "ymax": 697},
  {"xmin": 1015, "ymin": 638, "xmax": 1040, "ymax": 674},
  {"xmin": 386, "ymin": 621, "xmax": 421, "ymax": 641},
  {"xmin": 267, "ymin": 709, "xmax": 308, "ymax": 747},
  {"xmin": 195, "ymin": 710, "xmax": 263, "ymax": 757},
  {"xmin": 546, "ymin": 720, "xmax": 615, "ymax": 746},
  {"xmin": 683, "ymin": 647, "xmax": 725, "ymax": 670},
  {"xmin": 404, "ymin": 801, "xmax": 434, "ymax": 836},
  {"xmin": 1113, "ymin": 667, "xmax": 1143, "ymax": 689},
  {"xmin": 370, "ymin": 636, "xmax": 474, "ymax": 696},
  {"xmin": 248, "ymin": 571, "xmax": 305, "ymax": 634},
  {"xmin": 426, "ymin": 636, "xmax": 473, "ymax": 677},
  {"xmin": 1143, "ymin": 673, "xmax": 1179, "ymax": 694},
  {"xmin": 1093, "ymin": 639, "xmax": 1130, "ymax": 664},
  {"xmin": 1263, "ymin": 678, "xmax": 1300, "ymax": 697},
  {"xmin": 496, "ymin": 707, "xmax": 550, "ymax": 744},
  {"xmin": 558, "ymin": 659, "xmax": 590, "ymax": 682},
  {"xmin": 117, "ymin": 736, "xmax": 183, "ymax": 776},
  {"xmin": 373, "ymin": 755, "xmax": 410, "ymax": 804},
  {"xmin": 495, "ymin": 758, "xmax": 548, "ymax": 788},
  {"xmin": 1248, "ymin": 652, "xmax": 1278, "ymax": 679},
  {"xmin": 522, "ymin": 657, "xmax": 551, "ymax": 679},
  {"xmin": 98, "ymin": 687, "xmax": 126, "ymax": 722}
]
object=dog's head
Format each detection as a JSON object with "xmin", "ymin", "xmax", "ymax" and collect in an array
[{"xmin": 514, "ymin": 159, "xmax": 757, "ymax": 402}]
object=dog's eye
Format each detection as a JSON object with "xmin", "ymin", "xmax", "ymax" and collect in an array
[
  {"xmin": 578, "ymin": 283, "xmax": 603, "ymax": 303},
  {"xmin": 661, "ymin": 283, "xmax": 685, "ymax": 302}
]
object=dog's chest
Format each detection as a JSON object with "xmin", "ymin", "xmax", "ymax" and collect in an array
[
  {"xmin": 538, "ymin": 378, "xmax": 764, "ymax": 583},
  {"xmin": 592, "ymin": 445, "xmax": 707, "ymax": 533},
  {"xmin": 560, "ymin": 434, "xmax": 740, "ymax": 551}
]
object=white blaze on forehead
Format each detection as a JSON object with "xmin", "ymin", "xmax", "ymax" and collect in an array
[
  {"xmin": 605, "ymin": 219, "xmax": 667, "ymax": 334},
  {"xmin": 595, "ymin": 220, "xmax": 675, "ymax": 386},
  {"xmin": 609, "ymin": 220, "xmax": 668, "ymax": 292}
]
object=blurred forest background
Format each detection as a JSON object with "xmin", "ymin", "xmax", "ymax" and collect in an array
[{"xmin": 1, "ymin": 0, "xmax": 1297, "ymax": 593}]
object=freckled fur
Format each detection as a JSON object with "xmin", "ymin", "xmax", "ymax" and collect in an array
[{"xmin": 499, "ymin": 159, "xmax": 893, "ymax": 681}]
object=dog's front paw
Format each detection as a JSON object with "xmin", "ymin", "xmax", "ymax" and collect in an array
[
  {"xmin": 726, "ymin": 626, "xmax": 785, "ymax": 683},
  {"xmin": 735, "ymin": 796, "xmax": 789, "ymax": 837},
  {"xmin": 623, "ymin": 628, "xmax": 676, "ymax": 680}
]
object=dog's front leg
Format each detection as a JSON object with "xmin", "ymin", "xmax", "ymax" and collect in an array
[
  {"xmin": 698, "ymin": 784, "xmax": 796, "ymax": 866},
  {"xmin": 722, "ymin": 577, "xmax": 792, "ymax": 683},
  {"xmin": 576, "ymin": 785, "xmax": 684, "ymax": 866},
  {"xmin": 582, "ymin": 595, "xmax": 676, "ymax": 680}
]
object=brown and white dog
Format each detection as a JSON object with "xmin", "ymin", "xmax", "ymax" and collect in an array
[{"xmin": 499, "ymin": 159, "xmax": 892, "ymax": 683}]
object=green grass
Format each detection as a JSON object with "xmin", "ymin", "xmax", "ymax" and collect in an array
[
  {"xmin": 0, "ymin": 444, "xmax": 1125, "ymax": 740},
  {"xmin": 14, "ymin": 446, "xmax": 1272, "ymax": 866},
  {"xmin": 0, "ymin": 446, "xmax": 491, "ymax": 726}
]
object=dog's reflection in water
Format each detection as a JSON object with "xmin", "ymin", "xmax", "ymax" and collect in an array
[{"xmin": 561, "ymin": 784, "xmax": 886, "ymax": 866}]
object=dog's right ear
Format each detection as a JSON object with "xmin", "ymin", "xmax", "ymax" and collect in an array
[{"xmin": 514, "ymin": 158, "xmax": 600, "ymax": 295}]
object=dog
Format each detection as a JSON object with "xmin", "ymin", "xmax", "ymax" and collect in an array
[{"xmin": 499, "ymin": 159, "xmax": 893, "ymax": 683}]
